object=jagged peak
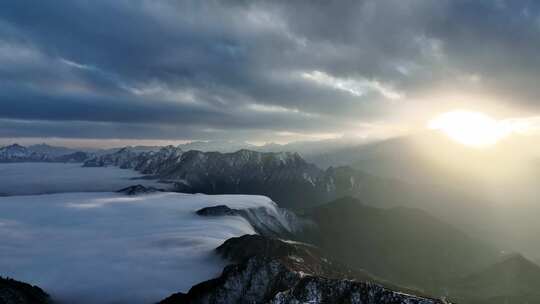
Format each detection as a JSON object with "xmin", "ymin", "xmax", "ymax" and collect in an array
[
  {"xmin": 2, "ymin": 143, "xmax": 26, "ymax": 149},
  {"xmin": 115, "ymin": 146, "xmax": 134, "ymax": 153},
  {"xmin": 117, "ymin": 184, "xmax": 164, "ymax": 195}
]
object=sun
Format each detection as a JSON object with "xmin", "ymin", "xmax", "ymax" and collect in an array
[{"xmin": 428, "ymin": 110, "xmax": 509, "ymax": 148}]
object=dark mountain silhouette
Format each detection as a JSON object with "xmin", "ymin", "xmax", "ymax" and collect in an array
[
  {"xmin": 299, "ymin": 196, "xmax": 500, "ymax": 294},
  {"xmin": 450, "ymin": 253, "xmax": 540, "ymax": 304},
  {"xmin": 0, "ymin": 276, "xmax": 50, "ymax": 304}
]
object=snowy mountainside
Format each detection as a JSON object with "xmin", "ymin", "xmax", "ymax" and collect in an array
[
  {"xmin": 0, "ymin": 144, "xmax": 50, "ymax": 162},
  {"xmin": 85, "ymin": 147, "xmax": 400, "ymax": 208},
  {"xmin": 0, "ymin": 144, "xmax": 91, "ymax": 163}
]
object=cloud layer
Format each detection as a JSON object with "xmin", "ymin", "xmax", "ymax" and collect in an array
[
  {"xmin": 1, "ymin": 0, "xmax": 540, "ymax": 142},
  {"xmin": 0, "ymin": 190, "xmax": 280, "ymax": 303}
]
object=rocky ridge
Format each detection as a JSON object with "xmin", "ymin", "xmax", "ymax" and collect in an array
[
  {"xmin": 159, "ymin": 235, "xmax": 448, "ymax": 304},
  {"xmin": 83, "ymin": 146, "xmax": 388, "ymax": 208}
]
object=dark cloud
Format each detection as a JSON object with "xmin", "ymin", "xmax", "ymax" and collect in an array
[{"xmin": 0, "ymin": 0, "xmax": 539, "ymax": 141}]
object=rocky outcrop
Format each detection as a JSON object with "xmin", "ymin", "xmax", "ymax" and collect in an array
[
  {"xmin": 196, "ymin": 205, "xmax": 303, "ymax": 239},
  {"xmin": 158, "ymin": 235, "xmax": 447, "ymax": 304},
  {"xmin": 196, "ymin": 205, "xmax": 237, "ymax": 216},
  {"xmin": 117, "ymin": 184, "xmax": 164, "ymax": 195},
  {"xmin": 0, "ymin": 277, "xmax": 50, "ymax": 304}
]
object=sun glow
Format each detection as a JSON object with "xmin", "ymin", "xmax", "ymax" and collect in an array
[{"xmin": 428, "ymin": 110, "xmax": 511, "ymax": 148}]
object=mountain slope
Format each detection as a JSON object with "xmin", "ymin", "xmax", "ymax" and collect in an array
[
  {"xmin": 450, "ymin": 254, "xmax": 540, "ymax": 304},
  {"xmin": 159, "ymin": 235, "xmax": 448, "ymax": 304},
  {"xmin": 300, "ymin": 197, "xmax": 500, "ymax": 294}
]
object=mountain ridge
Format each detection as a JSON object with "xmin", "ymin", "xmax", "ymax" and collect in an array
[
  {"xmin": 449, "ymin": 253, "xmax": 540, "ymax": 303},
  {"xmin": 158, "ymin": 235, "xmax": 449, "ymax": 304},
  {"xmin": 0, "ymin": 144, "xmax": 91, "ymax": 163},
  {"xmin": 299, "ymin": 196, "xmax": 501, "ymax": 294}
]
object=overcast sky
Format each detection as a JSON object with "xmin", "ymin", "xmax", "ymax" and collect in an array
[{"xmin": 1, "ymin": 0, "xmax": 540, "ymax": 146}]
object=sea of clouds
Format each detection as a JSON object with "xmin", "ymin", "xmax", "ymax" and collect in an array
[
  {"xmin": 0, "ymin": 162, "xmax": 166, "ymax": 196},
  {"xmin": 0, "ymin": 191, "xmax": 278, "ymax": 303}
]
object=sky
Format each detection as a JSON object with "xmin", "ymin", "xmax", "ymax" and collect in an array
[{"xmin": 2, "ymin": 0, "xmax": 540, "ymax": 147}]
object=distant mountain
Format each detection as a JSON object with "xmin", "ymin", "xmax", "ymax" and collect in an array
[
  {"xmin": 298, "ymin": 140, "xmax": 391, "ymax": 169},
  {"xmin": 450, "ymin": 254, "xmax": 540, "ymax": 304},
  {"xmin": 299, "ymin": 196, "xmax": 500, "ymax": 294},
  {"xmin": 256, "ymin": 137, "xmax": 379, "ymax": 161},
  {"xmin": 89, "ymin": 146, "xmax": 441, "ymax": 209},
  {"xmin": 0, "ymin": 144, "xmax": 91, "ymax": 163},
  {"xmin": 85, "ymin": 147, "xmax": 332, "ymax": 208},
  {"xmin": 96, "ymin": 145, "xmax": 163, "ymax": 155},
  {"xmin": 0, "ymin": 144, "xmax": 51, "ymax": 162},
  {"xmin": 0, "ymin": 276, "xmax": 50, "ymax": 304},
  {"xmin": 82, "ymin": 145, "xmax": 532, "ymax": 262},
  {"xmin": 83, "ymin": 146, "xmax": 496, "ymax": 212},
  {"xmin": 304, "ymin": 132, "xmax": 540, "ymax": 194},
  {"xmin": 177, "ymin": 140, "xmax": 256, "ymax": 153},
  {"xmin": 27, "ymin": 143, "xmax": 78, "ymax": 157},
  {"xmin": 53, "ymin": 151, "xmax": 91, "ymax": 163},
  {"xmin": 83, "ymin": 146, "xmax": 149, "ymax": 168},
  {"xmin": 159, "ymin": 235, "xmax": 447, "ymax": 304}
]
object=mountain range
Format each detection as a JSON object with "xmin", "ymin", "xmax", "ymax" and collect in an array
[
  {"xmin": 85, "ymin": 146, "xmax": 436, "ymax": 209},
  {"xmin": 80, "ymin": 144, "xmax": 500, "ymax": 220},
  {"xmin": 296, "ymin": 134, "xmax": 540, "ymax": 258},
  {"xmin": 3, "ymin": 137, "xmax": 540, "ymax": 303},
  {"xmin": 14, "ymin": 136, "xmax": 535, "ymax": 259},
  {"xmin": 0, "ymin": 144, "xmax": 90, "ymax": 163},
  {"xmin": 80, "ymin": 143, "xmax": 540, "ymax": 257}
]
